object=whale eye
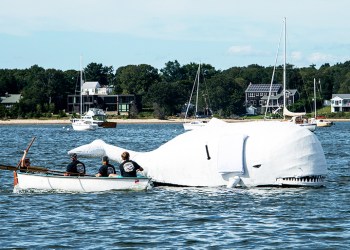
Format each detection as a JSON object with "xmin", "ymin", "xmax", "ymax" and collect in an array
[{"xmin": 252, "ymin": 164, "xmax": 261, "ymax": 168}]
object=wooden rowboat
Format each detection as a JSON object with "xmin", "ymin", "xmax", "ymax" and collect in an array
[
  {"xmin": 14, "ymin": 172, "xmax": 151, "ymax": 192},
  {"xmin": 2, "ymin": 137, "xmax": 151, "ymax": 193}
]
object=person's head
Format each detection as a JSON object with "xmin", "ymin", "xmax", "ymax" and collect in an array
[
  {"xmin": 71, "ymin": 153, "xmax": 77, "ymax": 161},
  {"xmin": 24, "ymin": 158, "xmax": 30, "ymax": 166},
  {"xmin": 121, "ymin": 151, "xmax": 130, "ymax": 161},
  {"xmin": 102, "ymin": 156, "xmax": 109, "ymax": 164}
]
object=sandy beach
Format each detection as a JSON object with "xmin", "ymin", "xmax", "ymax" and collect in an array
[
  {"xmin": 0, "ymin": 118, "xmax": 186, "ymax": 125},
  {"xmin": 0, "ymin": 117, "xmax": 348, "ymax": 125}
]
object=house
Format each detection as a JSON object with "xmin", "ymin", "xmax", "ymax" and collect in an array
[
  {"xmin": 82, "ymin": 82, "xmax": 113, "ymax": 95},
  {"xmin": 331, "ymin": 94, "xmax": 350, "ymax": 112},
  {"xmin": 67, "ymin": 82, "xmax": 140, "ymax": 115},
  {"xmin": 0, "ymin": 93, "xmax": 21, "ymax": 109},
  {"xmin": 245, "ymin": 83, "xmax": 301, "ymax": 115}
]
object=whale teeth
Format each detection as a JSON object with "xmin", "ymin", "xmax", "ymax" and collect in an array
[{"xmin": 278, "ymin": 175, "xmax": 325, "ymax": 186}]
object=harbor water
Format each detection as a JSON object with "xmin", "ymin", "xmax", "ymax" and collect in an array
[{"xmin": 0, "ymin": 122, "xmax": 349, "ymax": 249}]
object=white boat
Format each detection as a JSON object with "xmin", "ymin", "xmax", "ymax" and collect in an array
[
  {"xmin": 71, "ymin": 118, "xmax": 98, "ymax": 131},
  {"xmin": 71, "ymin": 57, "xmax": 98, "ymax": 131},
  {"xmin": 183, "ymin": 120, "xmax": 209, "ymax": 130},
  {"xmin": 313, "ymin": 117, "xmax": 333, "ymax": 127},
  {"xmin": 289, "ymin": 116, "xmax": 316, "ymax": 132},
  {"xmin": 85, "ymin": 108, "xmax": 117, "ymax": 128},
  {"xmin": 14, "ymin": 172, "xmax": 151, "ymax": 192},
  {"xmin": 310, "ymin": 79, "xmax": 333, "ymax": 127},
  {"xmin": 281, "ymin": 18, "xmax": 316, "ymax": 132},
  {"xmin": 183, "ymin": 64, "xmax": 212, "ymax": 130}
]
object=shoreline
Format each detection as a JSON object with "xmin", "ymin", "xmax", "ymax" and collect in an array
[{"xmin": 0, "ymin": 118, "xmax": 348, "ymax": 125}]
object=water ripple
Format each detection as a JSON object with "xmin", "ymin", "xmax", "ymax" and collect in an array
[{"xmin": 0, "ymin": 123, "xmax": 349, "ymax": 249}]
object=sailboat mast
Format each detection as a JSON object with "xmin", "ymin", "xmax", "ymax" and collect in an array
[
  {"xmin": 80, "ymin": 56, "xmax": 83, "ymax": 116},
  {"xmin": 283, "ymin": 17, "xmax": 287, "ymax": 120},
  {"xmin": 314, "ymin": 78, "xmax": 317, "ymax": 119},
  {"xmin": 195, "ymin": 64, "xmax": 200, "ymax": 116}
]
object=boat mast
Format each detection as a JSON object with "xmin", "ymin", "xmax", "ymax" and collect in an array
[
  {"xmin": 80, "ymin": 56, "xmax": 83, "ymax": 117},
  {"xmin": 195, "ymin": 64, "xmax": 200, "ymax": 117},
  {"xmin": 314, "ymin": 78, "xmax": 317, "ymax": 119},
  {"xmin": 283, "ymin": 17, "xmax": 286, "ymax": 120}
]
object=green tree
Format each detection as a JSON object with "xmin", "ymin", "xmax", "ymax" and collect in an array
[
  {"xmin": 115, "ymin": 64, "xmax": 160, "ymax": 95},
  {"xmin": 84, "ymin": 63, "xmax": 114, "ymax": 86}
]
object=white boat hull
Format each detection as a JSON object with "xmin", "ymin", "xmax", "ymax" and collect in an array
[
  {"xmin": 71, "ymin": 119, "xmax": 98, "ymax": 131},
  {"xmin": 15, "ymin": 173, "xmax": 151, "ymax": 192},
  {"xmin": 183, "ymin": 120, "xmax": 208, "ymax": 130},
  {"xmin": 298, "ymin": 123, "xmax": 316, "ymax": 132}
]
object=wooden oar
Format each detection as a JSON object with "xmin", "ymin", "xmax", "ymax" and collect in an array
[
  {"xmin": 1, "ymin": 164, "xmax": 51, "ymax": 173},
  {"xmin": 0, "ymin": 165, "xmax": 94, "ymax": 177}
]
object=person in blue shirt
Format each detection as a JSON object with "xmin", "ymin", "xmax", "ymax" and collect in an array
[
  {"xmin": 119, "ymin": 151, "xmax": 143, "ymax": 177},
  {"xmin": 96, "ymin": 156, "xmax": 116, "ymax": 177}
]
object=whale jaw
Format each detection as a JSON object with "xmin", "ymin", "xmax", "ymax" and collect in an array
[{"xmin": 275, "ymin": 175, "xmax": 326, "ymax": 187}]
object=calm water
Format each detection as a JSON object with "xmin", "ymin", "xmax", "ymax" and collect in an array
[{"xmin": 0, "ymin": 122, "xmax": 349, "ymax": 249}]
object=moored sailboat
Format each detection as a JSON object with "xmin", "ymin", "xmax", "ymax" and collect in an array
[
  {"xmin": 281, "ymin": 18, "xmax": 315, "ymax": 132},
  {"xmin": 71, "ymin": 58, "xmax": 98, "ymax": 131},
  {"xmin": 183, "ymin": 64, "xmax": 212, "ymax": 130},
  {"xmin": 310, "ymin": 79, "xmax": 333, "ymax": 127}
]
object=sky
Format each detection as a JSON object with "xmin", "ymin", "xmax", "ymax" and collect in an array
[{"xmin": 0, "ymin": 0, "xmax": 349, "ymax": 71}]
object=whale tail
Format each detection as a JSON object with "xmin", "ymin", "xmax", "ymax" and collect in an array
[{"xmin": 68, "ymin": 139, "xmax": 136, "ymax": 163}]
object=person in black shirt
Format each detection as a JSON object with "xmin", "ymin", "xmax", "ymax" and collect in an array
[
  {"xmin": 65, "ymin": 153, "xmax": 86, "ymax": 176},
  {"xmin": 96, "ymin": 156, "xmax": 116, "ymax": 177},
  {"xmin": 119, "ymin": 151, "xmax": 143, "ymax": 177}
]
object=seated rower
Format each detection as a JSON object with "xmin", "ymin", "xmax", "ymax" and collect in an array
[
  {"xmin": 19, "ymin": 158, "xmax": 31, "ymax": 172},
  {"xmin": 119, "ymin": 151, "xmax": 143, "ymax": 177},
  {"xmin": 65, "ymin": 153, "xmax": 86, "ymax": 176},
  {"xmin": 96, "ymin": 156, "xmax": 116, "ymax": 177}
]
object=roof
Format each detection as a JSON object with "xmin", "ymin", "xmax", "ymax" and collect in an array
[
  {"xmin": 245, "ymin": 83, "xmax": 282, "ymax": 93},
  {"xmin": 83, "ymin": 81, "xmax": 100, "ymax": 89},
  {"xmin": 331, "ymin": 94, "xmax": 350, "ymax": 99},
  {"xmin": 286, "ymin": 89, "xmax": 298, "ymax": 95},
  {"xmin": 0, "ymin": 94, "xmax": 21, "ymax": 104}
]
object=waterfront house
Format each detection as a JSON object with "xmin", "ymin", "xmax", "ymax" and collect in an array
[
  {"xmin": 67, "ymin": 82, "xmax": 140, "ymax": 115},
  {"xmin": 245, "ymin": 83, "xmax": 301, "ymax": 115},
  {"xmin": 0, "ymin": 93, "xmax": 21, "ymax": 109},
  {"xmin": 331, "ymin": 94, "xmax": 350, "ymax": 112}
]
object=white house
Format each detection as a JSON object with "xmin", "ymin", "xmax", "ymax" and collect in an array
[
  {"xmin": 82, "ymin": 82, "xmax": 113, "ymax": 95},
  {"xmin": 331, "ymin": 94, "xmax": 350, "ymax": 112},
  {"xmin": 82, "ymin": 82, "xmax": 100, "ymax": 95}
]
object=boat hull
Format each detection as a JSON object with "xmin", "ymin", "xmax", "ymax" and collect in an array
[
  {"xmin": 99, "ymin": 121, "xmax": 117, "ymax": 128},
  {"xmin": 183, "ymin": 120, "xmax": 208, "ymax": 130},
  {"xmin": 71, "ymin": 119, "xmax": 98, "ymax": 131},
  {"xmin": 15, "ymin": 173, "xmax": 151, "ymax": 192}
]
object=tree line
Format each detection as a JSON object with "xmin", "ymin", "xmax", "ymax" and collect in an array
[{"xmin": 1, "ymin": 60, "xmax": 350, "ymax": 119}]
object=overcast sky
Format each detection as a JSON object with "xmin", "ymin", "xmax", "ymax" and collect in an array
[{"xmin": 0, "ymin": 0, "xmax": 349, "ymax": 71}]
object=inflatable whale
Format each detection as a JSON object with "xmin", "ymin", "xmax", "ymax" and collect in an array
[{"xmin": 68, "ymin": 118, "xmax": 327, "ymax": 187}]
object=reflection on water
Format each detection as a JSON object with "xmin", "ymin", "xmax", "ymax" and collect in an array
[{"xmin": 0, "ymin": 122, "xmax": 349, "ymax": 248}]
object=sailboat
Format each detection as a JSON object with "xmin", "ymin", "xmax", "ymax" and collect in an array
[
  {"xmin": 310, "ymin": 79, "xmax": 333, "ymax": 127},
  {"xmin": 281, "ymin": 18, "xmax": 316, "ymax": 132},
  {"xmin": 71, "ymin": 58, "xmax": 98, "ymax": 131},
  {"xmin": 183, "ymin": 64, "xmax": 212, "ymax": 131}
]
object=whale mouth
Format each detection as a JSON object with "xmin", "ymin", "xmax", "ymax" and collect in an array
[{"xmin": 276, "ymin": 175, "xmax": 326, "ymax": 186}]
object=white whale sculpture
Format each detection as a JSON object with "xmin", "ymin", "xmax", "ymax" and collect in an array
[{"xmin": 68, "ymin": 118, "xmax": 327, "ymax": 187}]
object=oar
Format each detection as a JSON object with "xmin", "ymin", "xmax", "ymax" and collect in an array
[
  {"xmin": 1, "ymin": 164, "xmax": 51, "ymax": 173},
  {"xmin": 0, "ymin": 165, "xmax": 95, "ymax": 177}
]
